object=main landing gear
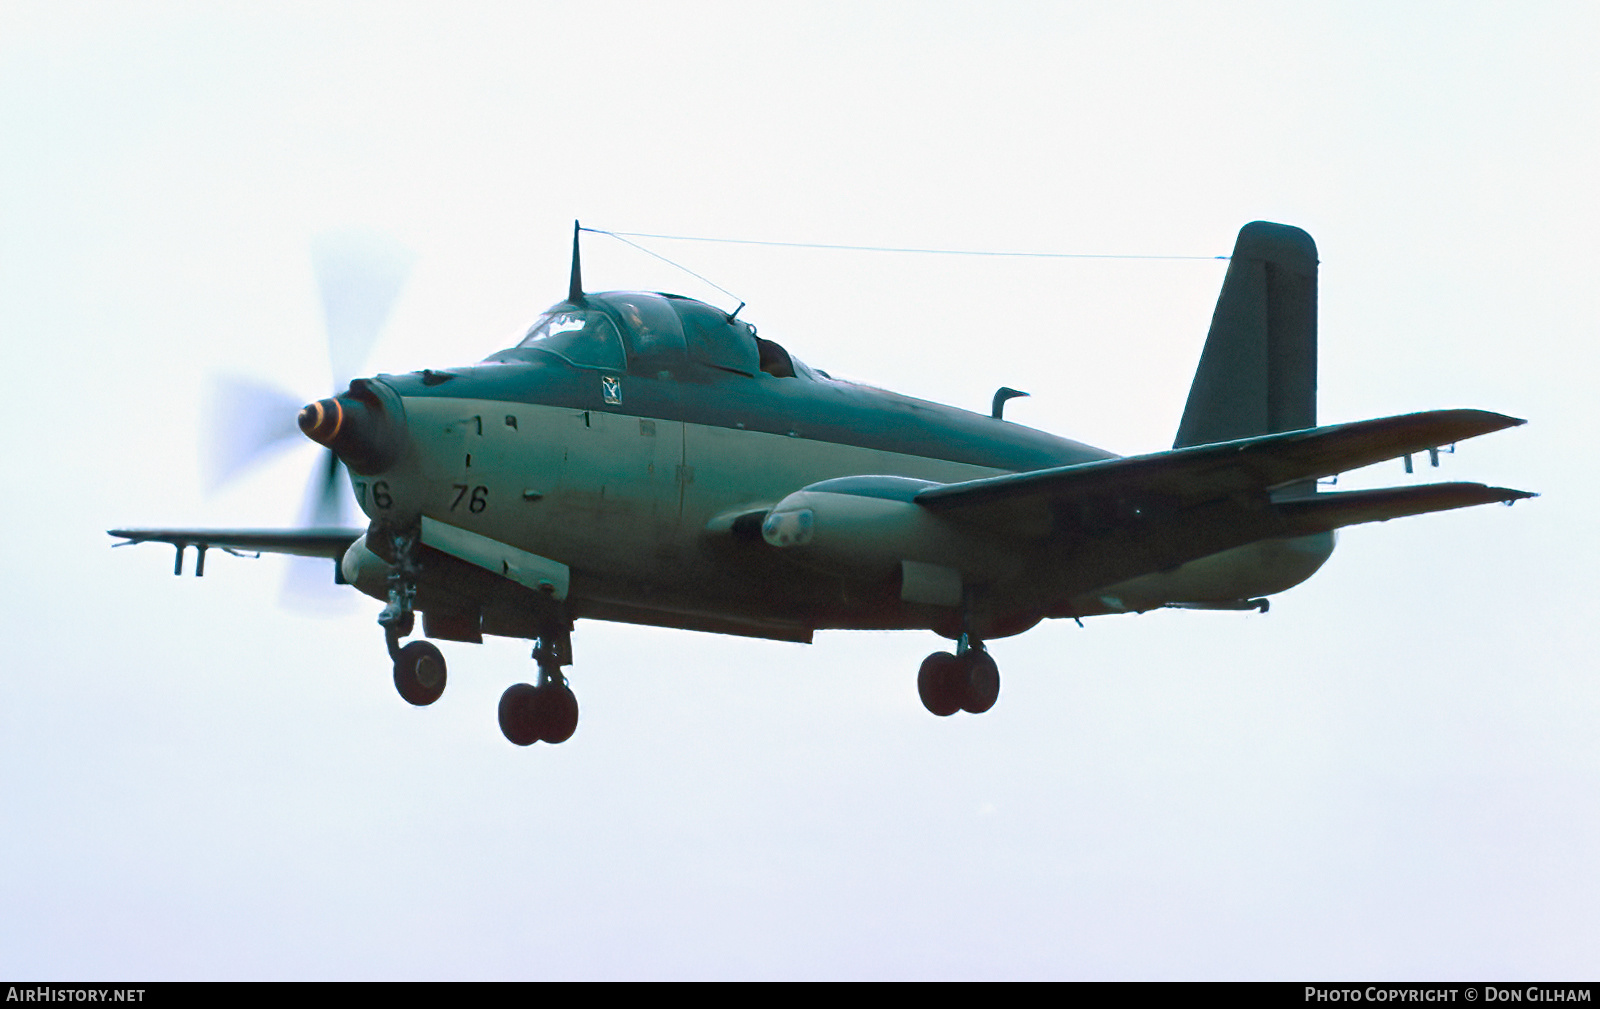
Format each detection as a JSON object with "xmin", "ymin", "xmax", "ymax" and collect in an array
[
  {"xmin": 497, "ymin": 621, "xmax": 579, "ymax": 746},
  {"xmin": 917, "ymin": 634, "xmax": 1000, "ymax": 717}
]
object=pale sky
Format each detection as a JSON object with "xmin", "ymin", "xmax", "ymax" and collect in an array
[{"xmin": 1, "ymin": 1, "xmax": 1596, "ymax": 979}]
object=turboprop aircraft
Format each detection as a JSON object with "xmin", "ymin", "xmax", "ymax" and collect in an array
[{"xmin": 110, "ymin": 221, "xmax": 1531, "ymax": 747}]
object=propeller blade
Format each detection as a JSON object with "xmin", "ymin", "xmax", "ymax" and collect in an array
[
  {"xmin": 204, "ymin": 377, "xmax": 306, "ymax": 490},
  {"xmin": 280, "ymin": 553, "xmax": 357, "ymax": 615},
  {"xmin": 299, "ymin": 447, "xmax": 348, "ymax": 528},
  {"xmin": 278, "ymin": 447, "xmax": 357, "ymax": 614},
  {"xmin": 311, "ymin": 229, "xmax": 416, "ymax": 388}
]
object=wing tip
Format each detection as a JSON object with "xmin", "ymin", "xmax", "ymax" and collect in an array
[
  {"xmin": 1459, "ymin": 408, "xmax": 1526, "ymax": 432},
  {"xmin": 1492, "ymin": 486, "xmax": 1538, "ymax": 502}
]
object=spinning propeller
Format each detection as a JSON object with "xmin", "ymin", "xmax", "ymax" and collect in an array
[{"xmin": 205, "ymin": 230, "xmax": 415, "ymax": 598}]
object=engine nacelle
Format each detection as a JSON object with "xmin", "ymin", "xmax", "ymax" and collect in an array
[
  {"xmin": 760, "ymin": 476, "xmax": 1014, "ymax": 605},
  {"xmin": 340, "ymin": 533, "xmax": 394, "ymax": 601}
]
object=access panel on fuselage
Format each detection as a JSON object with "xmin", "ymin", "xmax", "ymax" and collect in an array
[{"xmin": 547, "ymin": 404, "xmax": 686, "ymax": 572}]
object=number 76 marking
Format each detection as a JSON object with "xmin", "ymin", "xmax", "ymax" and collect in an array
[{"xmin": 452, "ymin": 485, "xmax": 488, "ymax": 513}]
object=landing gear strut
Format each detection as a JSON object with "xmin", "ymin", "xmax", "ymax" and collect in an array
[
  {"xmin": 917, "ymin": 633, "xmax": 999, "ymax": 717},
  {"xmin": 498, "ymin": 618, "xmax": 580, "ymax": 746},
  {"xmin": 379, "ymin": 531, "xmax": 448, "ymax": 707}
]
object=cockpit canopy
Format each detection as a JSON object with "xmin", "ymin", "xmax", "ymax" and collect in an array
[
  {"xmin": 503, "ymin": 292, "xmax": 813, "ymax": 380},
  {"xmin": 517, "ymin": 307, "xmax": 625, "ymax": 371}
]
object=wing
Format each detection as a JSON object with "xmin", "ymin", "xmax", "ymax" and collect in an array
[
  {"xmin": 915, "ymin": 408, "xmax": 1525, "ymax": 527},
  {"xmin": 108, "ymin": 527, "xmax": 364, "ymax": 575},
  {"xmin": 909, "ymin": 408, "xmax": 1532, "ymax": 601}
]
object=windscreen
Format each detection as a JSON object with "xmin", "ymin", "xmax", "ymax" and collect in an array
[{"xmin": 516, "ymin": 309, "xmax": 626, "ymax": 370}]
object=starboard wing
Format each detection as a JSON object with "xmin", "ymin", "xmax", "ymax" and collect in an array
[
  {"xmin": 913, "ymin": 408, "xmax": 1529, "ymax": 537},
  {"xmin": 902, "ymin": 409, "xmax": 1530, "ymax": 601}
]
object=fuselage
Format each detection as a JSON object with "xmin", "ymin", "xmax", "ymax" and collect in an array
[{"xmin": 337, "ymin": 291, "xmax": 1332, "ymax": 643}]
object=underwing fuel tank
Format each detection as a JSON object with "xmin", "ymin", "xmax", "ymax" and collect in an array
[
  {"xmin": 298, "ymin": 378, "xmax": 408, "ymax": 475},
  {"xmin": 760, "ymin": 477, "xmax": 1013, "ymax": 593}
]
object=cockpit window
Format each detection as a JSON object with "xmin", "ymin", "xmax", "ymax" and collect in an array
[
  {"xmin": 517, "ymin": 309, "xmax": 625, "ymax": 370},
  {"xmin": 604, "ymin": 294, "xmax": 686, "ymax": 374}
]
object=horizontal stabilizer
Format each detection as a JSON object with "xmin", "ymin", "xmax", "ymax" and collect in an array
[{"xmin": 1276, "ymin": 483, "xmax": 1535, "ymax": 534}]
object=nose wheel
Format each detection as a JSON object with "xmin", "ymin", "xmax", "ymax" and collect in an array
[
  {"xmin": 917, "ymin": 638, "xmax": 1000, "ymax": 716},
  {"xmin": 393, "ymin": 640, "xmax": 447, "ymax": 706},
  {"xmin": 377, "ymin": 531, "xmax": 449, "ymax": 707}
]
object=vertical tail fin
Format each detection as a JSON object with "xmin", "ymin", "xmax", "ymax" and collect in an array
[{"xmin": 1174, "ymin": 221, "xmax": 1318, "ymax": 449}]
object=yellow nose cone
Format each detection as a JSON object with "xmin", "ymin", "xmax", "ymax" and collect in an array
[{"xmin": 298, "ymin": 398, "xmax": 344, "ymax": 447}]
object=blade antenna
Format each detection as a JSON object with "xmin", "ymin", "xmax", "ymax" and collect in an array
[{"xmin": 568, "ymin": 219, "xmax": 584, "ymax": 303}]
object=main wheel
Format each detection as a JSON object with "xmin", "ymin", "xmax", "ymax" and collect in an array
[
  {"xmin": 498, "ymin": 683, "xmax": 541, "ymax": 746},
  {"xmin": 960, "ymin": 650, "xmax": 1000, "ymax": 714},
  {"xmin": 917, "ymin": 652, "xmax": 963, "ymax": 717},
  {"xmin": 393, "ymin": 641, "xmax": 447, "ymax": 706},
  {"xmin": 538, "ymin": 684, "xmax": 579, "ymax": 744}
]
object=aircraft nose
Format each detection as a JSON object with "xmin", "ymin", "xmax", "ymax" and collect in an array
[{"xmin": 297, "ymin": 379, "xmax": 407, "ymax": 475}]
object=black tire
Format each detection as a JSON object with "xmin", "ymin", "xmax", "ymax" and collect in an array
[
  {"xmin": 960, "ymin": 650, "xmax": 1000, "ymax": 714},
  {"xmin": 917, "ymin": 652, "xmax": 963, "ymax": 717},
  {"xmin": 539, "ymin": 684, "xmax": 580, "ymax": 744},
  {"xmin": 498, "ymin": 683, "xmax": 541, "ymax": 746},
  {"xmin": 393, "ymin": 640, "xmax": 447, "ymax": 706}
]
